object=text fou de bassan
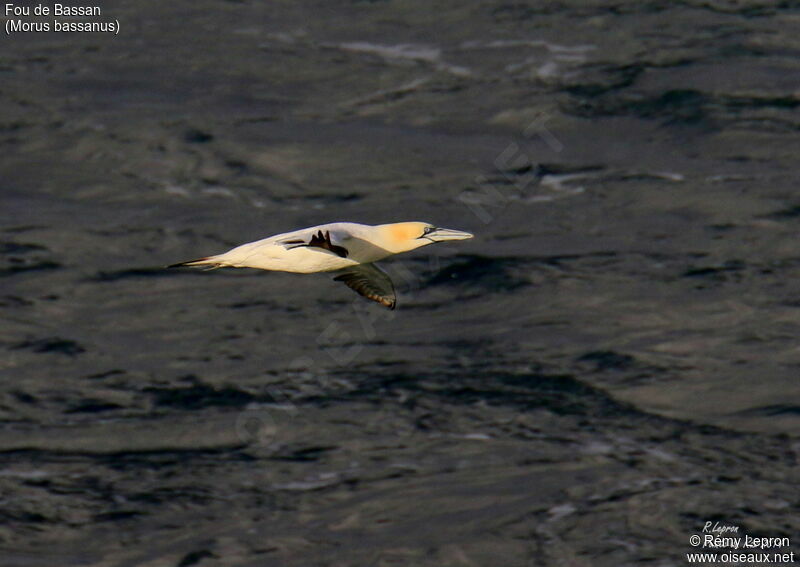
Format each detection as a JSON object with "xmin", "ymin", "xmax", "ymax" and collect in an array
[{"xmin": 5, "ymin": 4, "xmax": 119, "ymax": 34}]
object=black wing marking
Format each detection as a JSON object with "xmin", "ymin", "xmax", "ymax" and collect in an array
[
  {"xmin": 308, "ymin": 230, "xmax": 349, "ymax": 258},
  {"xmin": 333, "ymin": 263, "xmax": 396, "ymax": 309},
  {"xmin": 280, "ymin": 230, "xmax": 349, "ymax": 258}
]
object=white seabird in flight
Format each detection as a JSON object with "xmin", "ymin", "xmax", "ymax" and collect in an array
[{"xmin": 169, "ymin": 222, "xmax": 473, "ymax": 309}]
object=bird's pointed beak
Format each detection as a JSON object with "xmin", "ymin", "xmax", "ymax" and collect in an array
[{"xmin": 422, "ymin": 227, "xmax": 474, "ymax": 242}]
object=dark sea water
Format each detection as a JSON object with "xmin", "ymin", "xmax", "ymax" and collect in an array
[{"xmin": 1, "ymin": 1, "xmax": 799, "ymax": 565}]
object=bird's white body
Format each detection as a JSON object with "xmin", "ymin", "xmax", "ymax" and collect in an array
[
  {"xmin": 213, "ymin": 223, "xmax": 389, "ymax": 273},
  {"xmin": 171, "ymin": 221, "xmax": 473, "ymax": 308}
]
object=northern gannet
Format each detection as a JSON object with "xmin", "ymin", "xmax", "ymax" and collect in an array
[{"xmin": 169, "ymin": 222, "xmax": 473, "ymax": 309}]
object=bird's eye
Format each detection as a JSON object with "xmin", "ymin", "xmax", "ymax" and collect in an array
[{"xmin": 423, "ymin": 226, "xmax": 436, "ymax": 235}]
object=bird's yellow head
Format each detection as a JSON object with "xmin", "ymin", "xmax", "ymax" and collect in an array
[{"xmin": 377, "ymin": 222, "xmax": 473, "ymax": 254}]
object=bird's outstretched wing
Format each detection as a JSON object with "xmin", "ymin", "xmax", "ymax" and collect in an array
[
  {"xmin": 279, "ymin": 230, "xmax": 349, "ymax": 258},
  {"xmin": 333, "ymin": 263, "xmax": 396, "ymax": 309}
]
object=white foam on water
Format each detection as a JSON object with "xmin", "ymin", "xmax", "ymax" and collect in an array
[
  {"xmin": 339, "ymin": 77, "xmax": 431, "ymax": 108},
  {"xmin": 164, "ymin": 184, "xmax": 191, "ymax": 197},
  {"xmin": 338, "ymin": 41, "xmax": 441, "ymax": 63},
  {"xmin": 460, "ymin": 39, "xmax": 596, "ymax": 54},
  {"xmin": 461, "ymin": 39, "xmax": 595, "ymax": 81},
  {"xmin": 527, "ymin": 173, "xmax": 587, "ymax": 202},
  {"xmin": 458, "ymin": 432, "xmax": 493, "ymax": 440},
  {"xmin": 547, "ymin": 503, "xmax": 577, "ymax": 520},
  {"xmin": 201, "ymin": 187, "xmax": 238, "ymax": 199},
  {"xmin": 330, "ymin": 41, "xmax": 472, "ymax": 77}
]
